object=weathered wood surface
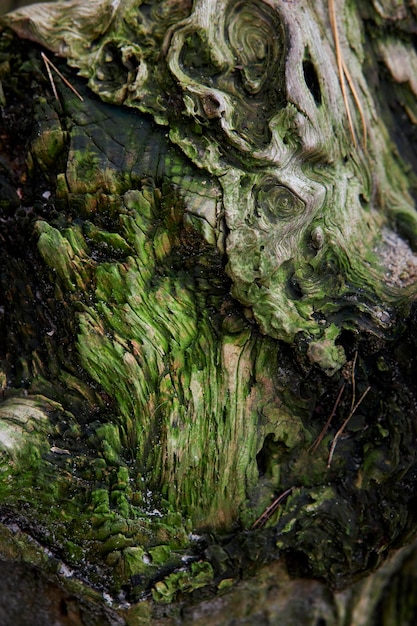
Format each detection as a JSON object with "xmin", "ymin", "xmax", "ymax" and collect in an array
[{"xmin": 1, "ymin": 0, "xmax": 417, "ymax": 623}]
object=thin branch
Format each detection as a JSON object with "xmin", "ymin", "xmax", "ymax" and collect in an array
[
  {"xmin": 309, "ymin": 383, "xmax": 346, "ymax": 454},
  {"xmin": 327, "ymin": 385, "xmax": 371, "ymax": 468},
  {"xmin": 41, "ymin": 52, "xmax": 84, "ymax": 102},
  {"xmin": 251, "ymin": 486, "xmax": 294, "ymax": 530}
]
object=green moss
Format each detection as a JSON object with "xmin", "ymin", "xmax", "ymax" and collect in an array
[
  {"xmin": 84, "ymin": 221, "xmax": 133, "ymax": 255},
  {"xmin": 64, "ymin": 540, "xmax": 85, "ymax": 563},
  {"xmin": 217, "ymin": 577, "xmax": 234, "ymax": 592},
  {"xmin": 91, "ymin": 488, "xmax": 111, "ymax": 514},
  {"xmin": 36, "ymin": 221, "xmax": 93, "ymax": 291},
  {"xmin": 100, "ymin": 533, "xmax": 134, "ymax": 555},
  {"xmin": 124, "ymin": 602, "xmax": 152, "ymax": 626},
  {"xmin": 95, "ymin": 423, "xmax": 122, "ymax": 456},
  {"xmin": 306, "ymin": 324, "xmax": 346, "ymax": 375},
  {"xmin": 152, "ymin": 561, "xmax": 214, "ymax": 603},
  {"xmin": 122, "ymin": 546, "xmax": 147, "ymax": 577}
]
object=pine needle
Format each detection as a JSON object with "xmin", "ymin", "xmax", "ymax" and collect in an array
[
  {"xmin": 327, "ymin": 385, "xmax": 371, "ymax": 468},
  {"xmin": 342, "ymin": 59, "xmax": 368, "ymax": 151},
  {"xmin": 41, "ymin": 52, "xmax": 84, "ymax": 102},
  {"xmin": 328, "ymin": 0, "xmax": 356, "ymax": 146},
  {"xmin": 328, "ymin": 0, "xmax": 367, "ymax": 149}
]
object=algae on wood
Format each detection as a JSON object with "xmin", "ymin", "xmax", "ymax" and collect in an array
[{"xmin": 1, "ymin": 1, "xmax": 417, "ymax": 624}]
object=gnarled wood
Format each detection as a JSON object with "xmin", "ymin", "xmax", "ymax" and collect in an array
[{"xmin": 1, "ymin": 1, "xmax": 417, "ymax": 623}]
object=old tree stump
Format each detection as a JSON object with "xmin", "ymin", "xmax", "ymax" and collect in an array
[{"xmin": 1, "ymin": 0, "xmax": 417, "ymax": 623}]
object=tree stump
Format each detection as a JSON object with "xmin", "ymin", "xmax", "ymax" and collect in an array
[{"xmin": 1, "ymin": 1, "xmax": 417, "ymax": 623}]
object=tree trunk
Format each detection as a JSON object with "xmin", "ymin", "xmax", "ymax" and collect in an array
[{"xmin": 1, "ymin": 0, "xmax": 417, "ymax": 623}]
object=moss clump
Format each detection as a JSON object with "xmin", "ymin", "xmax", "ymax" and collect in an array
[{"xmin": 151, "ymin": 561, "xmax": 214, "ymax": 604}]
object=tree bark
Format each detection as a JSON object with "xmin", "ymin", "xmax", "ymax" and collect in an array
[{"xmin": 1, "ymin": 0, "xmax": 417, "ymax": 624}]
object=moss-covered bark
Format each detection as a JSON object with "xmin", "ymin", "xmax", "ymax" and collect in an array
[{"xmin": 1, "ymin": 1, "xmax": 417, "ymax": 624}]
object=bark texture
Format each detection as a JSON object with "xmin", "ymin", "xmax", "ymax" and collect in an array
[{"xmin": 1, "ymin": 0, "xmax": 417, "ymax": 624}]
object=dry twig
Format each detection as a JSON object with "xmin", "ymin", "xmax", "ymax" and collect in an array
[
  {"xmin": 251, "ymin": 486, "xmax": 294, "ymax": 530},
  {"xmin": 327, "ymin": 385, "xmax": 371, "ymax": 468},
  {"xmin": 309, "ymin": 383, "xmax": 346, "ymax": 454}
]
